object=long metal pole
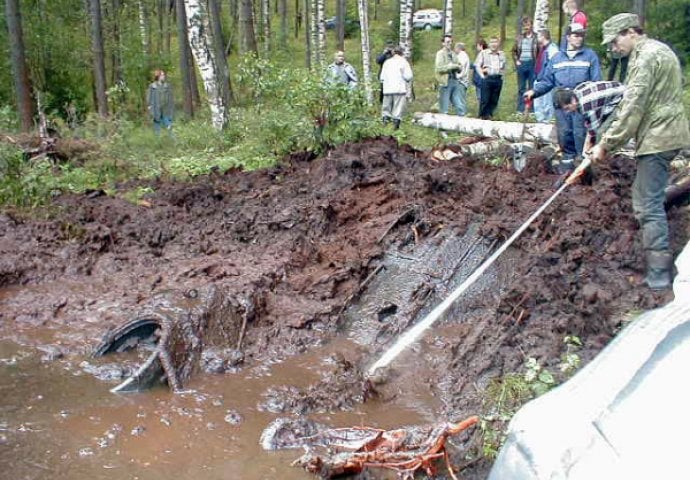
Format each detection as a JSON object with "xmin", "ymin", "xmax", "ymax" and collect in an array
[{"xmin": 367, "ymin": 182, "xmax": 570, "ymax": 375}]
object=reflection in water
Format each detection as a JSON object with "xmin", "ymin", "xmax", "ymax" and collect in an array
[{"xmin": 0, "ymin": 339, "xmax": 436, "ymax": 480}]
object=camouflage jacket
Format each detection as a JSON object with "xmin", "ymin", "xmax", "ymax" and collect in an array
[{"xmin": 599, "ymin": 37, "xmax": 690, "ymax": 156}]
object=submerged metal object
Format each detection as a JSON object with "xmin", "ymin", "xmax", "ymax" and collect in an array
[{"xmin": 93, "ymin": 286, "xmax": 262, "ymax": 393}]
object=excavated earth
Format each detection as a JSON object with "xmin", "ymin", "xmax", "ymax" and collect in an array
[{"xmin": 1, "ymin": 136, "xmax": 688, "ymax": 478}]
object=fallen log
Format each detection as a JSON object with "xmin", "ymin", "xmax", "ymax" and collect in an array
[{"xmin": 413, "ymin": 113, "xmax": 557, "ymax": 144}]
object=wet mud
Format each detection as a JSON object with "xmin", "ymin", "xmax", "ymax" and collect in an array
[{"xmin": 1, "ymin": 136, "xmax": 688, "ymax": 478}]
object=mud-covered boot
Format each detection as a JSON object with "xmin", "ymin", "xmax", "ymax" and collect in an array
[
  {"xmin": 393, "ymin": 118, "xmax": 401, "ymax": 130},
  {"xmin": 644, "ymin": 251, "xmax": 674, "ymax": 290}
]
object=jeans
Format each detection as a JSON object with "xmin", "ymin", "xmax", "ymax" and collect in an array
[
  {"xmin": 534, "ymin": 91, "xmax": 554, "ymax": 123},
  {"xmin": 632, "ymin": 150, "xmax": 678, "ymax": 253},
  {"xmin": 153, "ymin": 115, "xmax": 173, "ymax": 136},
  {"xmin": 439, "ymin": 78, "xmax": 468, "ymax": 116},
  {"xmin": 479, "ymin": 76, "xmax": 502, "ymax": 119},
  {"xmin": 555, "ymin": 108, "xmax": 586, "ymax": 159},
  {"xmin": 516, "ymin": 60, "xmax": 535, "ymax": 112}
]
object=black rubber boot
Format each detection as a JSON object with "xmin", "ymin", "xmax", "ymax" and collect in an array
[
  {"xmin": 382, "ymin": 116, "xmax": 391, "ymax": 125},
  {"xmin": 393, "ymin": 119, "xmax": 401, "ymax": 130},
  {"xmin": 644, "ymin": 251, "xmax": 674, "ymax": 290}
]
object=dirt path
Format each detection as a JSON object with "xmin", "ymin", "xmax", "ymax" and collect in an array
[{"xmin": 1, "ymin": 136, "xmax": 687, "ymax": 476}]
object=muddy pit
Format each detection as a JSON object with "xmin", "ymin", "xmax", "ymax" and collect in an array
[{"xmin": 1, "ymin": 136, "xmax": 687, "ymax": 479}]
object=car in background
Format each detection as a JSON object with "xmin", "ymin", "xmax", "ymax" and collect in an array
[
  {"xmin": 325, "ymin": 16, "xmax": 360, "ymax": 31},
  {"xmin": 412, "ymin": 9, "xmax": 443, "ymax": 30}
]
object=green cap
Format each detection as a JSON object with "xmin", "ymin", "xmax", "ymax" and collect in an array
[{"xmin": 601, "ymin": 13, "xmax": 640, "ymax": 45}]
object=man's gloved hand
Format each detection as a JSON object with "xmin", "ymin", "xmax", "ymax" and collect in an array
[{"xmin": 565, "ymin": 155, "xmax": 592, "ymax": 185}]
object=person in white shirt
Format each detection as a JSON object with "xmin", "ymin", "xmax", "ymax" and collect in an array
[{"xmin": 380, "ymin": 46, "xmax": 413, "ymax": 129}]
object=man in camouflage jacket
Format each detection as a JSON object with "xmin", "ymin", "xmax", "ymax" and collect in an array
[{"xmin": 585, "ymin": 13, "xmax": 690, "ymax": 290}]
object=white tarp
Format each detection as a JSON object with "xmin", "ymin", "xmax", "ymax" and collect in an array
[{"xmin": 489, "ymin": 240, "xmax": 690, "ymax": 480}]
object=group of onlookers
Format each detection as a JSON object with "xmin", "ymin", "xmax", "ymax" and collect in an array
[{"xmin": 327, "ymin": 3, "xmax": 690, "ymax": 292}]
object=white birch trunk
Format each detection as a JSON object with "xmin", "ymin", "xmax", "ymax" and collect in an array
[
  {"xmin": 183, "ymin": 0, "xmax": 228, "ymax": 130},
  {"xmin": 262, "ymin": 0, "xmax": 271, "ymax": 52},
  {"xmin": 309, "ymin": 0, "xmax": 318, "ymax": 66},
  {"xmin": 356, "ymin": 0, "xmax": 373, "ymax": 104},
  {"xmin": 413, "ymin": 113, "xmax": 556, "ymax": 144},
  {"xmin": 138, "ymin": 0, "xmax": 149, "ymax": 54},
  {"xmin": 399, "ymin": 0, "xmax": 413, "ymax": 60},
  {"xmin": 316, "ymin": 0, "xmax": 326, "ymax": 66},
  {"xmin": 443, "ymin": 0, "xmax": 453, "ymax": 36},
  {"xmin": 532, "ymin": 0, "xmax": 549, "ymax": 33}
]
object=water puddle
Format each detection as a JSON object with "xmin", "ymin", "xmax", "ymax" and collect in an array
[{"xmin": 0, "ymin": 338, "xmax": 438, "ymax": 480}]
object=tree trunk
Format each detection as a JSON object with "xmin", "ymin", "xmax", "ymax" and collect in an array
[
  {"xmin": 109, "ymin": 0, "xmax": 124, "ymax": 84},
  {"xmin": 207, "ymin": 0, "xmax": 233, "ymax": 106},
  {"xmin": 413, "ymin": 113, "xmax": 555, "ymax": 143},
  {"xmin": 309, "ymin": 0, "xmax": 317, "ymax": 66},
  {"xmin": 474, "ymin": 0, "xmax": 484, "ymax": 44},
  {"xmin": 316, "ymin": 0, "xmax": 326, "ymax": 66},
  {"xmin": 399, "ymin": 0, "xmax": 413, "ymax": 60},
  {"xmin": 239, "ymin": 0, "xmax": 258, "ymax": 53},
  {"xmin": 356, "ymin": 0, "xmax": 373, "ymax": 104},
  {"xmin": 294, "ymin": 0, "xmax": 301, "ymax": 39},
  {"xmin": 499, "ymin": 0, "xmax": 507, "ymax": 44},
  {"xmin": 634, "ymin": 0, "xmax": 646, "ymax": 28},
  {"xmin": 279, "ymin": 0, "xmax": 288, "ymax": 45},
  {"xmin": 532, "ymin": 0, "xmax": 549, "ymax": 33},
  {"xmin": 138, "ymin": 0, "xmax": 152, "ymax": 56},
  {"xmin": 5, "ymin": 0, "xmax": 34, "ymax": 131},
  {"xmin": 89, "ymin": 0, "xmax": 109, "ymax": 118},
  {"xmin": 176, "ymin": 0, "xmax": 195, "ymax": 117},
  {"xmin": 184, "ymin": 0, "xmax": 228, "ymax": 129},
  {"xmin": 336, "ymin": 0, "xmax": 345, "ymax": 51},
  {"xmin": 305, "ymin": 0, "xmax": 311, "ymax": 67},
  {"xmin": 261, "ymin": 0, "xmax": 271, "ymax": 52},
  {"xmin": 443, "ymin": 0, "xmax": 453, "ymax": 36},
  {"xmin": 515, "ymin": 0, "xmax": 525, "ymax": 35}
]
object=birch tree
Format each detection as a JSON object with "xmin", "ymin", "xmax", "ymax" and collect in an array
[
  {"xmin": 89, "ymin": 0, "xmax": 108, "ymax": 117},
  {"xmin": 261, "ymin": 0, "xmax": 271, "ymax": 52},
  {"xmin": 5, "ymin": 0, "xmax": 34, "ymax": 131},
  {"xmin": 316, "ymin": 0, "xmax": 326, "ymax": 66},
  {"xmin": 399, "ymin": 0, "xmax": 413, "ymax": 60},
  {"xmin": 442, "ymin": 0, "xmax": 453, "ymax": 37},
  {"xmin": 309, "ymin": 0, "xmax": 317, "ymax": 66},
  {"xmin": 356, "ymin": 0, "xmax": 372, "ymax": 104},
  {"xmin": 532, "ymin": 0, "xmax": 549, "ymax": 33},
  {"xmin": 183, "ymin": 0, "xmax": 229, "ymax": 129}
]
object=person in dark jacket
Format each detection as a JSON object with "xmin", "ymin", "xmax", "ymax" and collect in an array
[
  {"xmin": 376, "ymin": 40, "xmax": 395, "ymax": 103},
  {"xmin": 146, "ymin": 69, "xmax": 174, "ymax": 136},
  {"xmin": 525, "ymin": 23, "xmax": 602, "ymax": 172},
  {"xmin": 512, "ymin": 16, "xmax": 538, "ymax": 112}
]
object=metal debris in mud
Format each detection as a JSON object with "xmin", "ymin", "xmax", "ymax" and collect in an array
[
  {"xmin": 93, "ymin": 286, "xmax": 260, "ymax": 392},
  {"xmin": 261, "ymin": 416, "xmax": 479, "ymax": 479}
]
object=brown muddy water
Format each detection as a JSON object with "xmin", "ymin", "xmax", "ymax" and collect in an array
[{"xmin": 0, "ymin": 336, "xmax": 438, "ymax": 480}]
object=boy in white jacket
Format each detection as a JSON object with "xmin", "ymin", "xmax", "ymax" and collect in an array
[{"xmin": 380, "ymin": 46, "xmax": 413, "ymax": 129}]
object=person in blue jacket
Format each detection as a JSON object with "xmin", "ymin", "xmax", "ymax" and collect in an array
[{"xmin": 525, "ymin": 23, "xmax": 602, "ymax": 173}]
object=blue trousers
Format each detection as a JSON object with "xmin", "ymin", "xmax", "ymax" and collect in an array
[
  {"xmin": 153, "ymin": 115, "xmax": 173, "ymax": 136},
  {"xmin": 516, "ymin": 60, "xmax": 535, "ymax": 112},
  {"xmin": 632, "ymin": 150, "xmax": 679, "ymax": 253},
  {"xmin": 555, "ymin": 108, "xmax": 586, "ymax": 159},
  {"xmin": 439, "ymin": 78, "xmax": 468, "ymax": 116}
]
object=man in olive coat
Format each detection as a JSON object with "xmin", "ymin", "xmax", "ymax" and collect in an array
[{"xmin": 581, "ymin": 13, "xmax": 690, "ymax": 290}]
